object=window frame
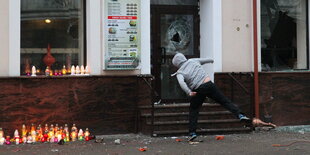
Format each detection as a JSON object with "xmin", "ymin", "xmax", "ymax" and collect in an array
[{"xmin": 259, "ymin": 0, "xmax": 310, "ymax": 72}]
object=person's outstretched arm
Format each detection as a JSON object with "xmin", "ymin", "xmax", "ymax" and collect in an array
[
  {"xmin": 176, "ymin": 74, "xmax": 192, "ymax": 96},
  {"xmin": 191, "ymin": 58, "xmax": 214, "ymax": 65}
]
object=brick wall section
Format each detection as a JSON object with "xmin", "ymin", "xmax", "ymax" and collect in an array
[
  {"xmin": 215, "ymin": 72, "xmax": 310, "ymax": 126},
  {"xmin": 0, "ymin": 76, "xmax": 152, "ymax": 135}
]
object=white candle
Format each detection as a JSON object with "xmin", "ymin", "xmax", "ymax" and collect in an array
[
  {"xmin": 71, "ymin": 65, "xmax": 76, "ymax": 75},
  {"xmin": 81, "ymin": 65, "xmax": 85, "ymax": 75},
  {"xmin": 76, "ymin": 66, "xmax": 80, "ymax": 75},
  {"xmin": 0, "ymin": 137, "xmax": 4, "ymax": 145},
  {"xmin": 31, "ymin": 66, "xmax": 37, "ymax": 76}
]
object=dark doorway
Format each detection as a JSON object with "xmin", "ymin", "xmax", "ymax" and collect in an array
[{"xmin": 151, "ymin": 5, "xmax": 200, "ymax": 103}]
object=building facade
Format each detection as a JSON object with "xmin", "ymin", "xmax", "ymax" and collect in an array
[{"xmin": 0, "ymin": 0, "xmax": 309, "ymax": 134}]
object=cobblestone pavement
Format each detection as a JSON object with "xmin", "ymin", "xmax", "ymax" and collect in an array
[{"xmin": 0, "ymin": 130, "xmax": 309, "ymax": 155}]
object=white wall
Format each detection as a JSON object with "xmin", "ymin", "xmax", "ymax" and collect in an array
[
  {"xmin": 0, "ymin": 0, "xmax": 10, "ymax": 76},
  {"xmin": 296, "ymin": 0, "xmax": 307, "ymax": 69},
  {"xmin": 222, "ymin": 0, "xmax": 253, "ymax": 72},
  {"xmin": 140, "ymin": 0, "xmax": 151, "ymax": 75},
  {"xmin": 87, "ymin": 0, "xmax": 102, "ymax": 75},
  {"xmin": 0, "ymin": 0, "xmax": 20, "ymax": 77},
  {"xmin": 9, "ymin": 0, "xmax": 21, "ymax": 76},
  {"xmin": 200, "ymin": 0, "xmax": 223, "ymax": 81}
]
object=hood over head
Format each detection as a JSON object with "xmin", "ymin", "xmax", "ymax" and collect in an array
[{"xmin": 172, "ymin": 53, "xmax": 187, "ymax": 68}]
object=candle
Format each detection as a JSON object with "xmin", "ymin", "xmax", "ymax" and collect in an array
[
  {"xmin": 78, "ymin": 129, "xmax": 84, "ymax": 141},
  {"xmin": 22, "ymin": 124, "xmax": 27, "ymax": 137},
  {"xmin": 84, "ymin": 128, "xmax": 90, "ymax": 141},
  {"xmin": 31, "ymin": 66, "xmax": 37, "ymax": 76},
  {"xmin": 0, "ymin": 137, "xmax": 5, "ymax": 145},
  {"xmin": 22, "ymin": 136, "xmax": 27, "ymax": 144},
  {"xmin": 14, "ymin": 129, "xmax": 20, "ymax": 145},
  {"xmin": 45, "ymin": 67, "xmax": 50, "ymax": 76},
  {"xmin": 81, "ymin": 65, "xmax": 85, "ymax": 75},
  {"xmin": 71, "ymin": 131, "xmax": 77, "ymax": 141},
  {"xmin": 71, "ymin": 65, "xmax": 75, "ymax": 75},
  {"xmin": 27, "ymin": 134, "xmax": 33, "ymax": 144},
  {"xmin": 75, "ymin": 66, "xmax": 80, "ymax": 75},
  {"xmin": 15, "ymin": 137, "xmax": 20, "ymax": 145},
  {"xmin": 62, "ymin": 65, "xmax": 67, "ymax": 75},
  {"xmin": 5, "ymin": 136, "xmax": 10, "ymax": 145},
  {"xmin": 0, "ymin": 128, "xmax": 3, "ymax": 138}
]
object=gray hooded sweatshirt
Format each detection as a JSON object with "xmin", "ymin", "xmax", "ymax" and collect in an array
[{"xmin": 172, "ymin": 53, "xmax": 214, "ymax": 95}]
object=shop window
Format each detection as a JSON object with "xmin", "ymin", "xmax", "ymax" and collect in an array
[
  {"xmin": 21, "ymin": 0, "xmax": 86, "ymax": 76},
  {"xmin": 261, "ymin": 0, "xmax": 308, "ymax": 71}
]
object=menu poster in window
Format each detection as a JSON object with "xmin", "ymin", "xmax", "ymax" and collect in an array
[{"xmin": 104, "ymin": 0, "xmax": 141, "ymax": 70}]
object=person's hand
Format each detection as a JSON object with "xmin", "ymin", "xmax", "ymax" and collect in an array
[{"xmin": 189, "ymin": 92, "xmax": 197, "ymax": 96}]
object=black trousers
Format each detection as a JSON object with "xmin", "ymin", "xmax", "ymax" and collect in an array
[{"xmin": 189, "ymin": 81, "xmax": 241, "ymax": 133}]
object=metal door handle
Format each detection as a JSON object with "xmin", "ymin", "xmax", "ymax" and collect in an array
[{"xmin": 161, "ymin": 47, "xmax": 166, "ymax": 64}]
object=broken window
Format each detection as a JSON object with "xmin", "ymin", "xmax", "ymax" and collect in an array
[{"xmin": 261, "ymin": 0, "xmax": 308, "ymax": 71}]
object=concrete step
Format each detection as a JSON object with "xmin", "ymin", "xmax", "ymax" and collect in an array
[
  {"xmin": 153, "ymin": 127, "xmax": 252, "ymax": 136},
  {"xmin": 149, "ymin": 119, "xmax": 248, "ymax": 131},
  {"xmin": 139, "ymin": 103, "xmax": 226, "ymax": 114},
  {"xmin": 142, "ymin": 111, "xmax": 234, "ymax": 121}
]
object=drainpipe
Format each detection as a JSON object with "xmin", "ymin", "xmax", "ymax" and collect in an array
[{"xmin": 253, "ymin": 0, "xmax": 260, "ymax": 119}]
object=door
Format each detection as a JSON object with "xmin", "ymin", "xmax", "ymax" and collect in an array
[{"xmin": 151, "ymin": 5, "xmax": 200, "ymax": 103}]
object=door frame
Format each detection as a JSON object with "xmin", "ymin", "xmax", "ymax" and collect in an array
[{"xmin": 151, "ymin": 5, "xmax": 200, "ymax": 103}]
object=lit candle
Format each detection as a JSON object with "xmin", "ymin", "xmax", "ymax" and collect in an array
[
  {"xmin": 78, "ymin": 129, "xmax": 84, "ymax": 141},
  {"xmin": 71, "ymin": 131, "xmax": 77, "ymax": 142},
  {"xmin": 14, "ymin": 129, "xmax": 20, "ymax": 145},
  {"xmin": 0, "ymin": 128, "xmax": 3, "ymax": 138},
  {"xmin": 71, "ymin": 65, "xmax": 76, "ymax": 75},
  {"xmin": 71, "ymin": 124, "xmax": 78, "ymax": 141},
  {"xmin": 27, "ymin": 134, "xmax": 33, "ymax": 144},
  {"xmin": 22, "ymin": 124, "xmax": 27, "ymax": 137},
  {"xmin": 30, "ymin": 124, "xmax": 36, "ymax": 143},
  {"xmin": 75, "ymin": 66, "xmax": 80, "ymax": 75},
  {"xmin": 81, "ymin": 65, "xmax": 85, "ymax": 75},
  {"xmin": 0, "ymin": 137, "xmax": 4, "ymax": 145},
  {"xmin": 36, "ymin": 125, "xmax": 43, "ymax": 142},
  {"xmin": 84, "ymin": 128, "xmax": 90, "ymax": 141},
  {"xmin": 64, "ymin": 124, "xmax": 70, "ymax": 142},
  {"xmin": 31, "ymin": 66, "xmax": 37, "ymax": 76},
  {"xmin": 62, "ymin": 65, "xmax": 67, "ymax": 75},
  {"xmin": 45, "ymin": 67, "xmax": 50, "ymax": 76},
  {"xmin": 0, "ymin": 128, "xmax": 4, "ymax": 145},
  {"xmin": 5, "ymin": 136, "xmax": 11, "ymax": 145},
  {"xmin": 22, "ymin": 136, "xmax": 27, "ymax": 144}
]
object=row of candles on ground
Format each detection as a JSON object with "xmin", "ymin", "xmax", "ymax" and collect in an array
[
  {"xmin": 28, "ymin": 65, "xmax": 90, "ymax": 76},
  {"xmin": 0, "ymin": 124, "xmax": 91, "ymax": 145}
]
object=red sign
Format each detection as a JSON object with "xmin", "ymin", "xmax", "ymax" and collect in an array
[{"xmin": 108, "ymin": 16, "xmax": 137, "ymax": 20}]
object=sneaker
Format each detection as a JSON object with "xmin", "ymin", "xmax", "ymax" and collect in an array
[
  {"xmin": 188, "ymin": 132, "xmax": 197, "ymax": 142},
  {"xmin": 238, "ymin": 114, "xmax": 251, "ymax": 123}
]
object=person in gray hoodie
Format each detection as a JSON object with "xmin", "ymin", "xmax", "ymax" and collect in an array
[{"xmin": 172, "ymin": 53, "xmax": 250, "ymax": 141}]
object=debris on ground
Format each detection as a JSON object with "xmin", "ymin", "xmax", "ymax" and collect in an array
[
  {"xmin": 51, "ymin": 149, "xmax": 59, "ymax": 152},
  {"xmin": 12, "ymin": 149, "xmax": 21, "ymax": 152},
  {"xmin": 58, "ymin": 139, "xmax": 65, "ymax": 145},
  {"xmin": 189, "ymin": 141, "xmax": 200, "ymax": 145},
  {"xmin": 215, "ymin": 135, "xmax": 224, "ymax": 140},
  {"xmin": 95, "ymin": 138, "xmax": 104, "ymax": 143},
  {"xmin": 175, "ymin": 139, "xmax": 182, "ymax": 142},
  {"xmin": 114, "ymin": 139, "xmax": 121, "ymax": 145},
  {"xmin": 138, "ymin": 147, "xmax": 147, "ymax": 152},
  {"xmin": 272, "ymin": 140, "xmax": 310, "ymax": 147},
  {"xmin": 252, "ymin": 118, "xmax": 276, "ymax": 128}
]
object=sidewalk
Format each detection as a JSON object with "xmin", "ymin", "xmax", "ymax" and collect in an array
[{"xmin": 0, "ymin": 130, "xmax": 309, "ymax": 155}]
